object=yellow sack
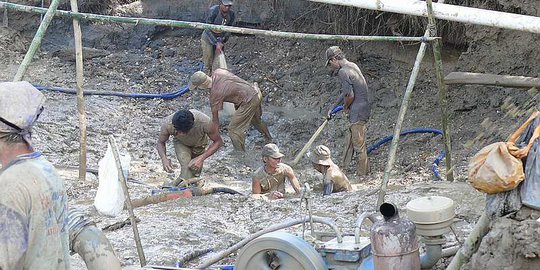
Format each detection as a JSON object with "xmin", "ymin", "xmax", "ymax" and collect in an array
[{"xmin": 469, "ymin": 111, "xmax": 540, "ymax": 194}]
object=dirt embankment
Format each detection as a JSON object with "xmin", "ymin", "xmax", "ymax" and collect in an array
[{"xmin": 1, "ymin": 0, "xmax": 539, "ymax": 269}]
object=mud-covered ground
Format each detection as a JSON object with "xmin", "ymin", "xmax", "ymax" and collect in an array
[{"xmin": 1, "ymin": 1, "xmax": 539, "ymax": 268}]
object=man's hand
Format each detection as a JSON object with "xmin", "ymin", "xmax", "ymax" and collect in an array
[
  {"xmin": 188, "ymin": 156, "xmax": 205, "ymax": 171},
  {"xmin": 216, "ymin": 42, "xmax": 224, "ymax": 53},
  {"xmin": 162, "ymin": 158, "xmax": 174, "ymax": 173},
  {"xmin": 270, "ymin": 191, "xmax": 284, "ymax": 200}
]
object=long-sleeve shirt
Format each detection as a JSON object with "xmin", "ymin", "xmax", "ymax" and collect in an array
[{"xmin": 202, "ymin": 5, "xmax": 236, "ymax": 46}]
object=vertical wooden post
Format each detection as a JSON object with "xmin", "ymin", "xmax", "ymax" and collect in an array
[
  {"xmin": 13, "ymin": 0, "xmax": 61, "ymax": 81},
  {"xmin": 426, "ymin": 0, "xmax": 454, "ymax": 181},
  {"xmin": 376, "ymin": 29, "xmax": 430, "ymax": 208},
  {"xmin": 2, "ymin": 5, "xmax": 7, "ymax": 27},
  {"xmin": 70, "ymin": 0, "xmax": 88, "ymax": 182},
  {"xmin": 108, "ymin": 135, "xmax": 147, "ymax": 267}
]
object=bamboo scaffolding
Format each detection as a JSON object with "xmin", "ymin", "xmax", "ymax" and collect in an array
[
  {"xmin": 376, "ymin": 30, "xmax": 430, "ymax": 208},
  {"xmin": 12, "ymin": 0, "xmax": 61, "ymax": 81},
  {"xmin": 426, "ymin": 0, "xmax": 454, "ymax": 181},
  {"xmin": 0, "ymin": 2, "xmax": 438, "ymax": 43},
  {"xmin": 108, "ymin": 136, "xmax": 146, "ymax": 267},
  {"xmin": 70, "ymin": 0, "xmax": 88, "ymax": 182}
]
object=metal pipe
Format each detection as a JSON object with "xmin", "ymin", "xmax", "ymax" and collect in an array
[
  {"xmin": 441, "ymin": 245, "xmax": 460, "ymax": 257},
  {"xmin": 67, "ymin": 209, "xmax": 121, "ymax": 270},
  {"xmin": 72, "ymin": 226, "xmax": 122, "ymax": 270},
  {"xmin": 197, "ymin": 216, "xmax": 342, "ymax": 268},
  {"xmin": 308, "ymin": 0, "xmax": 540, "ymax": 34},
  {"xmin": 0, "ymin": 1, "xmax": 437, "ymax": 42},
  {"xmin": 354, "ymin": 211, "xmax": 379, "ymax": 244},
  {"xmin": 420, "ymin": 243, "xmax": 443, "ymax": 269}
]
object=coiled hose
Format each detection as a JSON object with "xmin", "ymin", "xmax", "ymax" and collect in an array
[{"xmin": 367, "ymin": 128, "xmax": 445, "ymax": 180}]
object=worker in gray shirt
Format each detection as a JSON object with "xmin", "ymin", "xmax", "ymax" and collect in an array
[
  {"xmin": 201, "ymin": 0, "xmax": 236, "ymax": 75},
  {"xmin": 325, "ymin": 46, "xmax": 370, "ymax": 176}
]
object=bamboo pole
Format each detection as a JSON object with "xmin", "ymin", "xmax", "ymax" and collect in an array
[
  {"xmin": 291, "ymin": 119, "xmax": 329, "ymax": 167},
  {"xmin": 12, "ymin": 0, "xmax": 61, "ymax": 81},
  {"xmin": 445, "ymin": 72, "xmax": 540, "ymax": 88},
  {"xmin": 376, "ymin": 29, "xmax": 430, "ymax": 208},
  {"xmin": 426, "ymin": 0, "xmax": 454, "ymax": 181},
  {"xmin": 0, "ymin": 2, "xmax": 438, "ymax": 43},
  {"xmin": 108, "ymin": 136, "xmax": 146, "ymax": 267},
  {"xmin": 70, "ymin": 0, "xmax": 88, "ymax": 182},
  {"xmin": 307, "ymin": 0, "xmax": 540, "ymax": 34},
  {"xmin": 446, "ymin": 213, "xmax": 490, "ymax": 270}
]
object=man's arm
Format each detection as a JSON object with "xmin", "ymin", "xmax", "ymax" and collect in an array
[
  {"xmin": 339, "ymin": 70, "xmax": 355, "ymax": 111},
  {"xmin": 222, "ymin": 11, "xmax": 235, "ymax": 43},
  {"xmin": 188, "ymin": 123, "xmax": 224, "ymax": 171},
  {"xmin": 204, "ymin": 6, "xmax": 219, "ymax": 45},
  {"xmin": 285, "ymin": 166, "xmax": 302, "ymax": 195},
  {"xmin": 157, "ymin": 123, "xmax": 174, "ymax": 172},
  {"xmin": 0, "ymin": 205, "xmax": 28, "ymax": 270},
  {"xmin": 252, "ymin": 177, "xmax": 262, "ymax": 194},
  {"xmin": 322, "ymin": 176, "xmax": 334, "ymax": 196}
]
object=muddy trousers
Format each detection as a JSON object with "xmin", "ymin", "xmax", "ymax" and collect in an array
[
  {"xmin": 228, "ymin": 89, "xmax": 272, "ymax": 151},
  {"xmin": 201, "ymin": 36, "xmax": 227, "ymax": 75},
  {"xmin": 343, "ymin": 121, "xmax": 369, "ymax": 176},
  {"xmin": 174, "ymin": 140, "xmax": 206, "ymax": 179}
]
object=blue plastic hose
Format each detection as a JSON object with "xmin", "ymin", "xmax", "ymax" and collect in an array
[
  {"xmin": 34, "ymin": 84, "xmax": 190, "ymax": 99},
  {"xmin": 367, "ymin": 128, "xmax": 445, "ymax": 180}
]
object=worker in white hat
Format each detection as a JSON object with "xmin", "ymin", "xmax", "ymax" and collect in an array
[
  {"xmin": 252, "ymin": 143, "xmax": 301, "ymax": 199},
  {"xmin": 310, "ymin": 145, "xmax": 352, "ymax": 195},
  {"xmin": 0, "ymin": 81, "xmax": 70, "ymax": 269}
]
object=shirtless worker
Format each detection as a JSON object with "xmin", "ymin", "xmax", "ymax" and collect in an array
[
  {"xmin": 252, "ymin": 143, "xmax": 301, "ymax": 200},
  {"xmin": 189, "ymin": 68, "xmax": 272, "ymax": 151},
  {"xmin": 0, "ymin": 81, "xmax": 70, "ymax": 269},
  {"xmin": 157, "ymin": 109, "xmax": 223, "ymax": 182},
  {"xmin": 310, "ymin": 145, "xmax": 352, "ymax": 195},
  {"xmin": 325, "ymin": 46, "xmax": 370, "ymax": 176}
]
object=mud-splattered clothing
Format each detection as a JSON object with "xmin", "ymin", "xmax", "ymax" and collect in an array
[
  {"xmin": 324, "ymin": 164, "xmax": 353, "ymax": 194},
  {"xmin": 210, "ymin": 69, "xmax": 258, "ymax": 110},
  {"xmin": 210, "ymin": 69, "xmax": 272, "ymax": 151},
  {"xmin": 334, "ymin": 61, "xmax": 370, "ymax": 175},
  {"xmin": 202, "ymin": 5, "xmax": 235, "ymax": 46},
  {"xmin": 201, "ymin": 5, "xmax": 235, "ymax": 74},
  {"xmin": 0, "ymin": 153, "xmax": 70, "ymax": 270},
  {"xmin": 336, "ymin": 62, "xmax": 370, "ymax": 123},
  {"xmin": 253, "ymin": 163, "xmax": 295, "ymax": 194},
  {"xmin": 163, "ymin": 109, "xmax": 212, "ymax": 178}
]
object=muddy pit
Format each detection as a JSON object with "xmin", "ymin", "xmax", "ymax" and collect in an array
[{"xmin": 1, "ymin": 0, "xmax": 539, "ymax": 269}]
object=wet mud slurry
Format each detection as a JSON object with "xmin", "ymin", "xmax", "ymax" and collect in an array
[{"xmin": 1, "ymin": 0, "xmax": 539, "ymax": 268}]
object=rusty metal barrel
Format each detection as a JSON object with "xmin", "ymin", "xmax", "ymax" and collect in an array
[{"xmin": 370, "ymin": 202, "xmax": 420, "ymax": 270}]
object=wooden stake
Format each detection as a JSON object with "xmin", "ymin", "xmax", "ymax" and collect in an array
[
  {"xmin": 12, "ymin": 0, "xmax": 61, "ymax": 81},
  {"xmin": 376, "ymin": 29, "xmax": 430, "ymax": 208},
  {"xmin": 108, "ymin": 136, "xmax": 146, "ymax": 267},
  {"xmin": 70, "ymin": 0, "xmax": 88, "ymax": 182},
  {"xmin": 426, "ymin": 0, "xmax": 454, "ymax": 181},
  {"xmin": 0, "ymin": 2, "xmax": 438, "ymax": 43}
]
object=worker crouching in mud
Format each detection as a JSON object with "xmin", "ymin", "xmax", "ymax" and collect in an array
[
  {"xmin": 310, "ymin": 145, "xmax": 353, "ymax": 195},
  {"xmin": 190, "ymin": 69, "xmax": 272, "ymax": 152},
  {"xmin": 157, "ymin": 109, "xmax": 223, "ymax": 185},
  {"xmin": 252, "ymin": 144, "xmax": 302, "ymax": 200},
  {"xmin": 0, "ymin": 82, "xmax": 70, "ymax": 269}
]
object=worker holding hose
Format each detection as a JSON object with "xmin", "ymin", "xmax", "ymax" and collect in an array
[
  {"xmin": 325, "ymin": 46, "xmax": 370, "ymax": 176},
  {"xmin": 0, "ymin": 82, "xmax": 70, "ymax": 269},
  {"xmin": 252, "ymin": 143, "xmax": 302, "ymax": 200},
  {"xmin": 201, "ymin": 0, "xmax": 235, "ymax": 75},
  {"xmin": 310, "ymin": 145, "xmax": 352, "ymax": 195},
  {"xmin": 189, "ymin": 69, "xmax": 272, "ymax": 152},
  {"xmin": 157, "ymin": 109, "xmax": 223, "ymax": 181}
]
